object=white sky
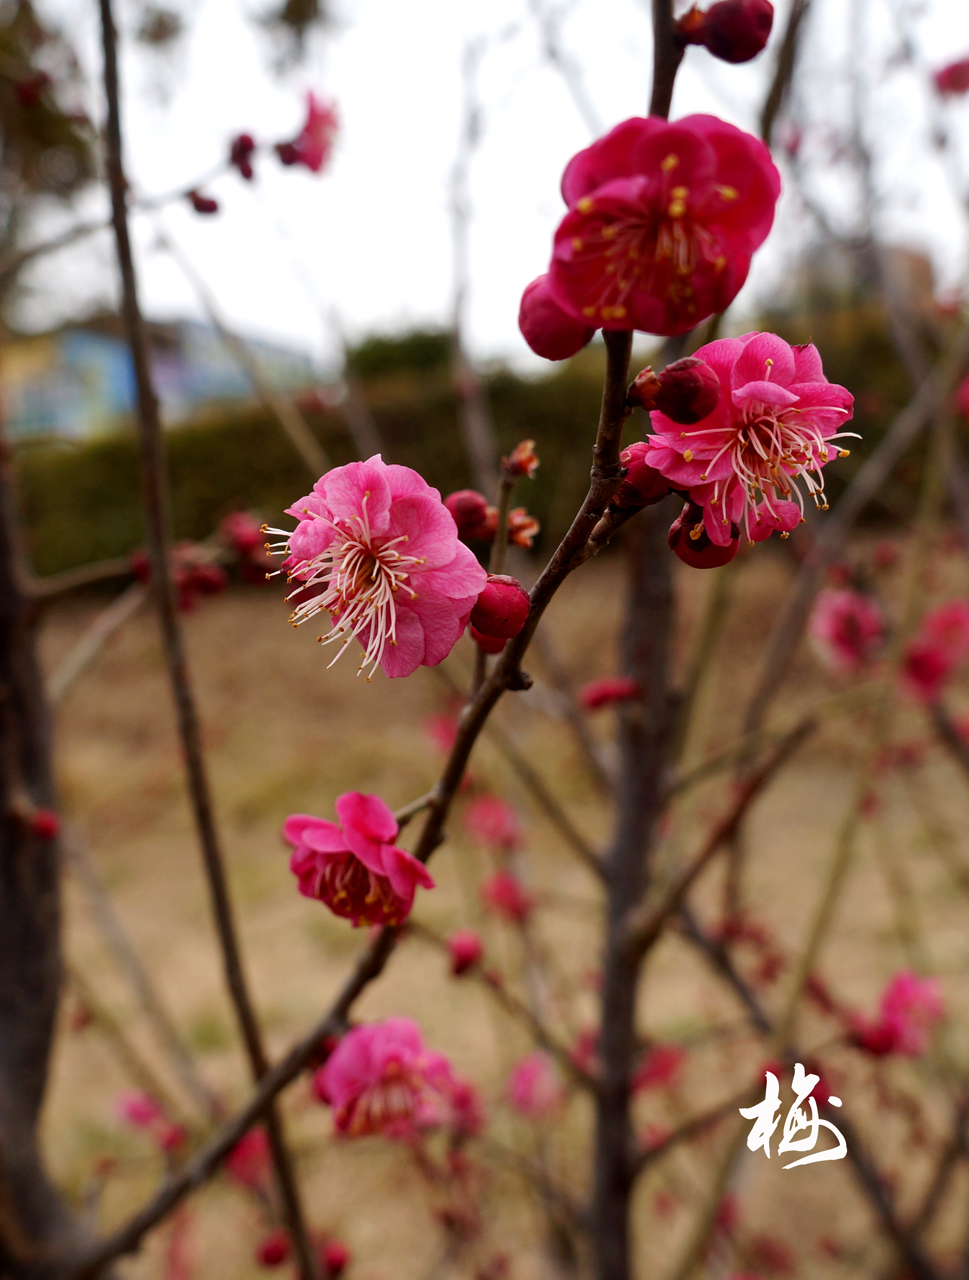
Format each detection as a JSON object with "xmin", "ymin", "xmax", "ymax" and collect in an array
[{"xmin": 17, "ymin": 0, "xmax": 969, "ymax": 373}]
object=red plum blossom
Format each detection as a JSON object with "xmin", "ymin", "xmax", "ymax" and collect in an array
[
  {"xmin": 632, "ymin": 1043, "xmax": 687, "ymax": 1092},
  {"xmin": 850, "ymin": 970, "xmax": 944, "ymax": 1057},
  {"xmin": 447, "ymin": 930, "xmax": 484, "ymax": 975},
  {"xmin": 808, "ymin": 588, "xmax": 885, "ymax": 674},
  {"xmin": 627, "ymin": 357, "xmax": 722, "ymax": 423},
  {"xmin": 935, "ymin": 57, "xmax": 969, "ymax": 97},
  {"xmin": 275, "ymin": 455, "xmax": 487, "ymax": 678},
  {"xmin": 668, "ymin": 500, "xmax": 739, "ymax": 568},
  {"xmin": 613, "ymin": 442, "xmax": 672, "ymax": 509},
  {"xmin": 901, "ymin": 601, "xmax": 969, "ymax": 702},
  {"xmin": 444, "ymin": 490, "xmax": 498, "ymax": 542},
  {"xmin": 545, "ymin": 115, "xmax": 780, "ymax": 335},
  {"xmin": 317, "ymin": 1017, "xmax": 476, "ymax": 1139},
  {"xmin": 679, "ymin": 0, "xmax": 774, "ymax": 64},
  {"xmin": 481, "ymin": 870, "xmax": 534, "ymax": 922},
  {"xmin": 470, "ymin": 576, "xmax": 530, "ymax": 640},
  {"xmin": 644, "ymin": 333, "xmax": 855, "ymax": 547},
  {"xmin": 284, "ymin": 792, "xmax": 433, "ymax": 927},
  {"xmin": 276, "ymin": 93, "xmax": 338, "ymax": 173},
  {"xmin": 464, "ymin": 796, "xmax": 523, "ymax": 850},
  {"xmin": 225, "ymin": 1127, "xmax": 271, "ymax": 1189}
]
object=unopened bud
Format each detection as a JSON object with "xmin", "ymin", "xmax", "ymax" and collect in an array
[
  {"xmin": 469, "ymin": 623, "xmax": 506, "ymax": 654},
  {"xmin": 614, "ymin": 441, "xmax": 672, "ymax": 509},
  {"xmin": 471, "ymin": 575, "xmax": 530, "ymax": 639},
  {"xmin": 502, "ymin": 439, "xmax": 539, "ymax": 481},
  {"xmin": 678, "ymin": 0, "xmax": 774, "ymax": 64},
  {"xmin": 444, "ymin": 489, "xmax": 498, "ymax": 542},
  {"xmin": 256, "ymin": 1230, "xmax": 291, "ymax": 1268},
  {"xmin": 30, "ymin": 808, "xmax": 61, "ymax": 840},
  {"xmin": 321, "ymin": 1241, "xmax": 351, "ymax": 1278},
  {"xmin": 230, "ymin": 133, "xmax": 256, "ymax": 180},
  {"xmin": 628, "ymin": 357, "xmax": 721, "ymax": 424},
  {"xmin": 507, "ymin": 508, "xmax": 540, "ymax": 549},
  {"xmin": 447, "ymin": 929, "xmax": 484, "ymax": 976},
  {"xmin": 188, "ymin": 190, "xmax": 219, "ymax": 215},
  {"xmin": 519, "ymin": 274, "xmax": 596, "ymax": 361},
  {"xmin": 667, "ymin": 502, "xmax": 739, "ymax": 569}
]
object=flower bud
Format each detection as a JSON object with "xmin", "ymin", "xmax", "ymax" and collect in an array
[
  {"xmin": 471, "ymin": 575, "xmax": 530, "ymax": 639},
  {"xmin": 447, "ymin": 929, "xmax": 484, "ymax": 976},
  {"xmin": 579, "ymin": 676, "xmax": 642, "ymax": 710},
  {"xmin": 628, "ymin": 357, "xmax": 721, "ymax": 424},
  {"xmin": 614, "ymin": 442, "xmax": 672, "ymax": 509},
  {"xmin": 470, "ymin": 623, "xmax": 506, "ymax": 655},
  {"xmin": 502, "ymin": 439, "xmax": 539, "ymax": 480},
  {"xmin": 445, "ymin": 489, "xmax": 497, "ymax": 542},
  {"xmin": 188, "ymin": 190, "xmax": 219, "ymax": 215},
  {"xmin": 321, "ymin": 1240, "xmax": 351, "ymax": 1278},
  {"xmin": 679, "ymin": 0, "xmax": 774, "ymax": 64},
  {"xmin": 256, "ymin": 1231, "xmax": 291, "ymax": 1268},
  {"xmin": 30, "ymin": 807, "xmax": 61, "ymax": 840},
  {"xmin": 935, "ymin": 57, "xmax": 969, "ymax": 97},
  {"xmin": 507, "ymin": 508, "xmax": 539, "ymax": 549},
  {"xmin": 230, "ymin": 133, "xmax": 256, "ymax": 180},
  {"xmin": 667, "ymin": 502, "xmax": 739, "ymax": 569},
  {"xmin": 519, "ymin": 274, "xmax": 596, "ymax": 361}
]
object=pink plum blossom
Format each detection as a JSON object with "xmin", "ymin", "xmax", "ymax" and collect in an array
[
  {"xmin": 506, "ymin": 1052, "xmax": 565, "ymax": 1117},
  {"xmin": 921, "ymin": 601, "xmax": 969, "ymax": 661},
  {"xmin": 225, "ymin": 1127, "xmax": 271, "ymax": 1189},
  {"xmin": 447, "ymin": 929, "xmax": 484, "ymax": 975},
  {"xmin": 935, "ymin": 57, "xmax": 969, "ymax": 97},
  {"xmin": 117, "ymin": 1090, "xmax": 163, "ymax": 1129},
  {"xmin": 464, "ymin": 796, "xmax": 523, "ymax": 851},
  {"xmin": 545, "ymin": 115, "xmax": 780, "ymax": 335},
  {"xmin": 632, "ymin": 1043, "xmax": 687, "ymax": 1093},
  {"xmin": 276, "ymin": 93, "xmax": 338, "ymax": 172},
  {"xmin": 900, "ymin": 601, "xmax": 969, "ymax": 702},
  {"xmin": 316, "ymin": 1017, "xmax": 476, "ymax": 1138},
  {"xmin": 808, "ymin": 588, "xmax": 885, "ymax": 674},
  {"xmin": 643, "ymin": 333, "xmax": 855, "ymax": 546},
  {"xmin": 579, "ymin": 676, "xmax": 643, "ymax": 710},
  {"xmin": 284, "ymin": 792, "xmax": 434, "ymax": 927},
  {"xmin": 481, "ymin": 870, "xmax": 534, "ymax": 922},
  {"xmin": 850, "ymin": 970, "xmax": 944, "ymax": 1057},
  {"xmin": 273, "ymin": 455, "xmax": 487, "ymax": 678},
  {"xmin": 519, "ymin": 273, "xmax": 596, "ymax": 360}
]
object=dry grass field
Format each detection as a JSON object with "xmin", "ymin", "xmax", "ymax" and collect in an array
[{"xmin": 36, "ymin": 536, "xmax": 969, "ymax": 1280}]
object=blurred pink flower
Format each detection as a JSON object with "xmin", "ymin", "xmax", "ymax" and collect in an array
[
  {"xmin": 284, "ymin": 792, "xmax": 434, "ymax": 927},
  {"xmin": 464, "ymin": 795, "xmax": 522, "ymax": 851},
  {"xmin": 850, "ymin": 970, "xmax": 944, "ymax": 1057},
  {"xmin": 901, "ymin": 601, "xmax": 969, "ymax": 702},
  {"xmin": 221, "ymin": 511, "xmax": 263, "ymax": 555},
  {"xmin": 808, "ymin": 588, "xmax": 885, "ymax": 673},
  {"xmin": 447, "ymin": 929, "xmax": 483, "ymax": 976},
  {"xmin": 424, "ymin": 712, "xmax": 460, "ymax": 754},
  {"xmin": 644, "ymin": 333, "xmax": 855, "ymax": 547},
  {"xmin": 274, "ymin": 455, "xmax": 487, "ymax": 678},
  {"xmin": 481, "ymin": 870, "xmax": 534, "ymax": 922},
  {"xmin": 579, "ymin": 675, "xmax": 643, "ymax": 710},
  {"xmin": 276, "ymin": 92, "xmax": 338, "ymax": 173},
  {"xmin": 958, "ymin": 372, "xmax": 969, "ymax": 422},
  {"xmin": 546, "ymin": 115, "xmax": 779, "ymax": 335},
  {"xmin": 935, "ymin": 56, "xmax": 969, "ymax": 96},
  {"xmin": 506, "ymin": 1052, "xmax": 565, "ymax": 1117},
  {"xmin": 921, "ymin": 601, "xmax": 969, "ymax": 660},
  {"xmin": 117, "ymin": 1090, "xmax": 163, "ymax": 1129},
  {"xmin": 632, "ymin": 1043, "xmax": 687, "ymax": 1093},
  {"xmin": 316, "ymin": 1017, "xmax": 474, "ymax": 1138}
]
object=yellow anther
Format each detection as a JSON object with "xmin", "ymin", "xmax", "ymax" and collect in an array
[
  {"xmin": 765, "ymin": 358, "xmax": 773, "ymax": 366},
  {"xmin": 718, "ymin": 185, "xmax": 738, "ymax": 200},
  {"xmin": 602, "ymin": 224, "xmax": 618, "ymax": 239},
  {"xmin": 699, "ymin": 472, "xmax": 708, "ymax": 480},
  {"xmin": 577, "ymin": 196, "xmax": 594, "ymax": 213},
  {"xmin": 689, "ymin": 523, "xmax": 704, "ymax": 541},
  {"xmin": 714, "ymin": 256, "xmax": 726, "ymax": 271},
  {"xmin": 683, "ymin": 449, "xmax": 694, "ymax": 462},
  {"xmin": 572, "ymin": 237, "xmax": 584, "ymax": 251},
  {"xmin": 583, "ymin": 306, "xmax": 596, "ymax": 318},
  {"xmin": 667, "ymin": 201, "xmax": 687, "ymax": 218},
  {"xmin": 780, "ymin": 531, "xmax": 790, "ymax": 538},
  {"xmin": 671, "ymin": 185, "xmax": 688, "ymax": 198},
  {"xmin": 839, "ymin": 449, "xmax": 850, "ymax": 457},
  {"xmin": 660, "ymin": 153, "xmax": 679, "ymax": 171}
]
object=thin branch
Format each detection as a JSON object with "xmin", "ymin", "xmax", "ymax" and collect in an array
[
  {"xmin": 97, "ymin": 3, "xmax": 318, "ymax": 1275},
  {"xmin": 27, "ymin": 556, "xmax": 134, "ymax": 602},
  {"xmin": 760, "ymin": 0, "xmax": 811, "ymax": 144},
  {"xmin": 622, "ymin": 718, "xmax": 816, "ymax": 960},
  {"xmin": 47, "ymin": 584, "xmax": 147, "ymax": 705},
  {"xmin": 676, "ymin": 906, "xmax": 772, "ymax": 1034},
  {"xmin": 407, "ymin": 922, "xmax": 598, "ymax": 1094}
]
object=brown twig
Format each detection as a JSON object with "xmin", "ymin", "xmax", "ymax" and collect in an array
[
  {"xmin": 97, "ymin": 4, "xmax": 318, "ymax": 1276},
  {"xmin": 621, "ymin": 717, "xmax": 815, "ymax": 961},
  {"xmin": 759, "ymin": 0, "xmax": 811, "ymax": 145},
  {"xmin": 47, "ymin": 584, "xmax": 147, "ymax": 706}
]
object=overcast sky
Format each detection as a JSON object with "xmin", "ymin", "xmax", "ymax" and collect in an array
[{"xmin": 17, "ymin": 0, "xmax": 969, "ymax": 372}]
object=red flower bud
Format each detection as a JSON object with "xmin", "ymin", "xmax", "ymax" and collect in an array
[
  {"xmin": 469, "ymin": 623, "xmax": 506, "ymax": 654},
  {"xmin": 519, "ymin": 274, "xmax": 596, "ymax": 361},
  {"xmin": 679, "ymin": 0, "xmax": 774, "ymax": 64},
  {"xmin": 614, "ymin": 442, "xmax": 672, "ymax": 509},
  {"xmin": 31, "ymin": 808, "xmax": 61, "ymax": 840},
  {"xmin": 230, "ymin": 133, "xmax": 256, "ymax": 180},
  {"xmin": 321, "ymin": 1241, "xmax": 351, "ymax": 1278},
  {"xmin": 579, "ymin": 676, "xmax": 642, "ymax": 710},
  {"xmin": 668, "ymin": 502, "xmax": 739, "ymax": 569},
  {"xmin": 471, "ymin": 575, "xmax": 530, "ymax": 639},
  {"xmin": 447, "ymin": 929, "xmax": 484, "ymax": 976},
  {"xmin": 256, "ymin": 1230, "xmax": 291, "ymax": 1267},
  {"xmin": 935, "ymin": 57, "xmax": 969, "ymax": 97},
  {"xmin": 444, "ymin": 489, "xmax": 497, "ymax": 542},
  {"xmin": 628, "ymin": 357, "xmax": 721, "ymax": 424},
  {"xmin": 507, "ymin": 508, "xmax": 539, "ymax": 549},
  {"xmin": 502, "ymin": 439, "xmax": 539, "ymax": 480},
  {"xmin": 14, "ymin": 72, "xmax": 51, "ymax": 109},
  {"xmin": 188, "ymin": 190, "xmax": 219, "ymax": 215}
]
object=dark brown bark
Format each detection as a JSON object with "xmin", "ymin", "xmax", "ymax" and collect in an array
[
  {"xmin": 592, "ymin": 503, "xmax": 675, "ymax": 1280},
  {"xmin": 96, "ymin": 3, "xmax": 318, "ymax": 1276},
  {"xmin": 0, "ymin": 440, "xmax": 82, "ymax": 1275}
]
